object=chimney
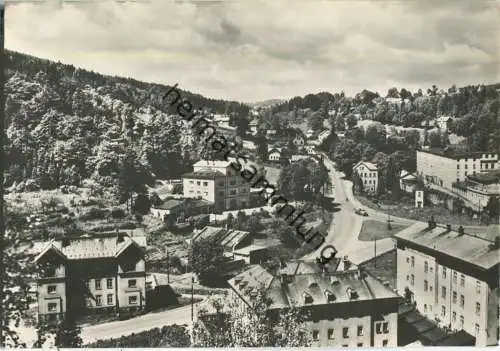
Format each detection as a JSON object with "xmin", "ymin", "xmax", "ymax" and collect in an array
[{"xmin": 117, "ymin": 232, "xmax": 125, "ymax": 243}]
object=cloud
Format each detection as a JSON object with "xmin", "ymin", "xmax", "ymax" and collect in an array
[{"xmin": 5, "ymin": 0, "xmax": 499, "ymax": 102}]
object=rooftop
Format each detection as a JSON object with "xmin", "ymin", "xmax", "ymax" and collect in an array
[
  {"xmin": 182, "ymin": 170, "xmax": 226, "ymax": 179},
  {"xmin": 353, "ymin": 161, "xmax": 378, "ymax": 171},
  {"xmin": 467, "ymin": 170, "xmax": 500, "ymax": 184},
  {"xmin": 228, "ymin": 262, "xmax": 399, "ymax": 310},
  {"xmin": 34, "ymin": 235, "xmax": 144, "ymax": 262},
  {"xmin": 153, "ymin": 198, "xmax": 213, "ymax": 210},
  {"xmin": 393, "ymin": 222, "xmax": 500, "ymax": 270},
  {"xmin": 192, "ymin": 226, "xmax": 251, "ymax": 250},
  {"xmin": 417, "ymin": 147, "xmax": 498, "ymax": 160},
  {"xmin": 193, "ymin": 160, "xmax": 232, "ymax": 169}
]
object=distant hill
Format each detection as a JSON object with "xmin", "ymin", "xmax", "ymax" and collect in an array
[
  {"xmin": 3, "ymin": 50, "xmax": 249, "ymax": 196},
  {"xmin": 247, "ymin": 99, "xmax": 285, "ymax": 109}
]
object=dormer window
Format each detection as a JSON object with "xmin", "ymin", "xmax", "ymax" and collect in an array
[
  {"xmin": 122, "ymin": 263, "xmax": 135, "ymax": 272},
  {"xmin": 239, "ymin": 281, "xmax": 248, "ymax": 289},
  {"xmin": 303, "ymin": 292, "xmax": 314, "ymax": 304},
  {"xmin": 234, "ymin": 277, "xmax": 243, "ymax": 284},
  {"xmin": 324, "ymin": 289, "xmax": 336, "ymax": 302},
  {"xmin": 346, "ymin": 287, "xmax": 358, "ymax": 300},
  {"xmin": 308, "ymin": 282, "xmax": 319, "ymax": 289}
]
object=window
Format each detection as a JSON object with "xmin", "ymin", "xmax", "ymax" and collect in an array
[
  {"xmin": 382, "ymin": 322, "xmax": 389, "ymax": 333},
  {"xmin": 441, "ymin": 306, "xmax": 446, "ymax": 317},
  {"xmin": 196, "ymin": 181, "xmax": 200, "ymax": 186},
  {"xmin": 460, "ymin": 295, "xmax": 464, "ymax": 307},
  {"xmin": 85, "ymin": 280, "xmax": 90, "ymax": 290},
  {"xmin": 442, "ymin": 267, "xmax": 447, "ymax": 279},
  {"xmin": 424, "ymin": 261, "xmax": 428, "ymax": 273},
  {"xmin": 452, "ymin": 312, "xmax": 456, "ymax": 323},
  {"xmin": 475, "ymin": 302, "xmax": 481, "ymax": 315},
  {"xmin": 424, "ymin": 304, "xmax": 427, "ymax": 312},
  {"xmin": 107, "ymin": 294, "xmax": 113, "ymax": 305},
  {"xmin": 465, "ymin": 164, "xmax": 468, "ymax": 169},
  {"xmin": 357, "ymin": 326, "xmax": 364, "ymax": 336},
  {"xmin": 128, "ymin": 279, "xmax": 137, "ymax": 288},
  {"xmin": 424, "ymin": 280, "xmax": 428, "ymax": 292},
  {"xmin": 460, "ymin": 275, "xmax": 465, "ymax": 287},
  {"xmin": 48, "ymin": 303, "xmax": 57, "ymax": 312},
  {"xmin": 107, "ymin": 278, "xmax": 113, "ymax": 289},
  {"xmin": 453, "ymin": 272, "xmax": 457, "ymax": 283},
  {"xmin": 229, "ymin": 180, "xmax": 236, "ymax": 185},
  {"xmin": 441, "ymin": 286, "xmax": 446, "ymax": 299},
  {"xmin": 452, "ymin": 291, "xmax": 457, "ymax": 304},
  {"xmin": 410, "ymin": 274, "xmax": 415, "ymax": 286},
  {"xmin": 203, "ymin": 182, "xmax": 208, "ymax": 186},
  {"xmin": 229, "ymin": 190, "xmax": 237, "ymax": 196},
  {"xmin": 406, "ymin": 257, "xmax": 410, "ymax": 264},
  {"xmin": 47, "ymin": 285, "xmax": 57, "ymax": 294},
  {"xmin": 411, "ymin": 256, "xmax": 415, "ymax": 267},
  {"xmin": 312, "ymin": 330, "xmax": 319, "ymax": 340},
  {"xmin": 218, "ymin": 191, "xmax": 224, "ymax": 196},
  {"xmin": 189, "ymin": 180, "xmax": 194, "ymax": 184},
  {"xmin": 327, "ymin": 328, "xmax": 334, "ymax": 339},
  {"xmin": 129, "ymin": 296, "xmax": 138, "ymax": 305},
  {"xmin": 96, "ymin": 295, "xmax": 102, "ymax": 306},
  {"xmin": 382, "ymin": 339, "xmax": 388, "ymax": 347},
  {"xmin": 376, "ymin": 323, "xmax": 382, "ymax": 334},
  {"xmin": 95, "ymin": 279, "xmax": 101, "ymax": 290},
  {"xmin": 457, "ymin": 165, "xmax": 460, "ymax": 169},
  {"xmin": 475, "ymin": 323, "xmax": 480, "ymax": 335},
  {"xmin": 460, "ymin": 315, "xmax": 464, "ymax": 328},
  {"xmin": 476, "ymin": 281, "xmax": 481, "ymax": 294},
  {"xmin": 342, "ymin": 327, "xmax": 349, "ymax": 338},
  {"xmin": 406, "ymin": 275, "xmax": 409, "ymax": 281},
  {"xmin": 357, "ymin": 343, "xmax": 363, "ymax": 347}
]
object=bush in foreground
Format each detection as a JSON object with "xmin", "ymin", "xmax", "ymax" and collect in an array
[{"xmin": 85, "ymin": 324, "xmax": 190, "ymax": 348}]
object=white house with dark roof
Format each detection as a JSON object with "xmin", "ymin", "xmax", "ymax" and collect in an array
[
  {"xmin": 394, "ymin": 222, "xmax": 500, "ymax": 347},
  {"xmin": 34, "ymin": 234, "xmax": 146, "ymax": 324},
  {"xmin": 400, "ymin": 170, "xmax": 418, "ymax": 194},
  {"xmin": 353, "ymin": 161, "xmax": 379, "ymax": 193},
  {"xmin": 268, "ymin": 147, "xmax": 282, "ymax": 162},
  {"xmin": 226, "ymin": 260, "xmax": 400, "ymax": 347},
  {"xmin": 183, "ymin": 160, "xmax": 250, "ymax": 211}
]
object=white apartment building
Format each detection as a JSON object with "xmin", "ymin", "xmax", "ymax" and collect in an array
[
  {"xmin": 353, "ymin": 161, "xmax": 379, "ymax": 193},
  {"xmin": 394, "ymin": 222, "xmax": 499, "ymax": 347},
  {"xmin": 182, "ymin": 160, "xmax": 250, "ymax": 211},
  {"xmin": 416, "ymin": 148, "xmax": 499, "ymax": 190}
]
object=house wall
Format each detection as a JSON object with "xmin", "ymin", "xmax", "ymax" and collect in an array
[
  {"xmin": 354, "ymin": 164, "xmax": 378, "ymax": 193},
  {"xmin": 396, "ymin": 243, "xmax": 497, "ymax": 346},
  {"xmin": 117, "ymin": 258, "xmax": 147, "ymax": 312},
  {"xmin": 417, "ymin": 151, "xmax": 499, "ymax": 190}
]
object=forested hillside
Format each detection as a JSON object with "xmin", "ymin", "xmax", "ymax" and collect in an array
[{"xmin": 4, "ymin": 51, "xmax": 249, "ymax": 199}]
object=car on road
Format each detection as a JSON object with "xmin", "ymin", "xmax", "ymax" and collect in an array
[{"xmin": 355, "ymin": 208, "xmax": 368, "ymax": 216}]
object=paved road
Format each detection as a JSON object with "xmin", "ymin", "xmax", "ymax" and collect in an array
[{"xmin": 304, "ymin": 154, "xmax": 418, "ymax": 264}]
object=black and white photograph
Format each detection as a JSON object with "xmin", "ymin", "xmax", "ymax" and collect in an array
[{"xmin": 1, "ymin": 0, "xmax": 499, "ymax": 348}]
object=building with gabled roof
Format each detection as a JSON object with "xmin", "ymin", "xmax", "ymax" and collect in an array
[
  {"xmin": 353, "ymin": 161, "xmax": 379, "ymax": 193},
  {"xmin": 394, "ymin": 222, "xmax": 499, "ymax": 346},
  {"xmin": 190, "ymin": 225, "xmax": 252, "ymax": 252},
  {"xmin": 183, "ymin": 159, "xmax": 250, "ymax": 211},
  {"xmin": 227, "ymin": 259, "xmax": 400, "ymax": 347},
  {"xmin": 34, "ymin": 233, "xmax": 147, "ymax": 324}
]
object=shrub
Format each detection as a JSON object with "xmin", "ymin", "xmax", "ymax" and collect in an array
[
  {"xmin": 79, "ymin": 207, "xmax": 109, "ymax": 221},
  {"xmin": 110, "ymin": 208, "xmax": 126, "ymax": 219},
  {"xmin": 85, "ymin": 324, "xmax": 190, "ymax": 347}
]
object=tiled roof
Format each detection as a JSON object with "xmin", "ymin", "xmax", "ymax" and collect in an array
[
  {"xmin": 35, "ymin": 235, "xmax": 143, "ymax": 261},
  {"xmin": 418, "ymin": 147, "xmax": 497, "ymax": 160},
  {"xmin": 193, "ymin": 160, "xmax": 232, "ymax": 168},
  {"xmin": 394, "ymin": 222, "xmax": 499, "ymax": 270},
  {"xmin": 182, "ymin": 170, "xmax": 226, "ymax": 179},
  {"xmin": 353, "ymin": 161, "xmax": 378, "ymax": 171},
  {"xmin": 192, "ymin": 226, "xmax": 250, "ymax": 250},
  {"xmin": 153, "ymin": 198, "xmax": 213, "ymax": 210},
  {"xmin": 229, "ymin": 262, "xmax": 399, "ymax": 310}
]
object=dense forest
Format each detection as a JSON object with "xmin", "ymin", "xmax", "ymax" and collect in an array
[{"xmin": 4, "ymin": 50, "xmax": 249, "ymax": 200}]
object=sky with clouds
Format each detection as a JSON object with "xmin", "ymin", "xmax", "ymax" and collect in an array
[{"xmin": 5, "ymin": 0, "xmax": 500, "ymax": 102}]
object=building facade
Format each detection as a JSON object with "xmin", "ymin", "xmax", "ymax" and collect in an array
[
  {"xmin": 416, "ymin": 148, "xmax": 499, "ymax": 190},
  {"xmin": 353, "ymin": 161, "xmax": 379, "ymax": 193},
  {"xmin": 182, "ymin": 160, "xmax": 250, "ymax": 211},
  {"xmin": 394, "ymin": 222, "xmax": 499, "ymax": 346},
  {"xmin": 35, "ymin": 234, "xmax": 147, "ymax": 324},
  {"xmin": 227, "ymin": 261, "xmax": 400, "ymax": 348}
]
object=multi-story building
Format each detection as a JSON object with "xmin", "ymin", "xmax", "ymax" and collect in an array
[
  {"xmin": 227, "ymin": 260, "xmax": 400, "ymax": 347},
  {"xmin": 182, "ymin": 160, "xmax": 250, "ymax": 211},
  {"xmin": 394, "ymin": 222, "xmax": 499, "ymax": 346},
  {"xmin": 353, "ymin": 161, "xmax": 379, "ymax": 193},
  {"xmin": 34, "ymin": 234, "xmax": 147, "ymax": 324},
  {"xmin": 416, "ymin": 148, "xmax": 499, "ymax": 190},
  {"xmin": 451, "ymin": 172, "xmax": 500, "ymax": 212}
]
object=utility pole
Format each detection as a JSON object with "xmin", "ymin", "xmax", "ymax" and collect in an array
[
  {"xmin": 374, "ymin": 238, "xmax": 377, "ymax": 267},
  {"xmin": 191, "ymin": 274, "xmax": 194, "ymax": 322},
  {"xmin": 166, "ymin": 249, "xmax": 170, "ymax": 284}
]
